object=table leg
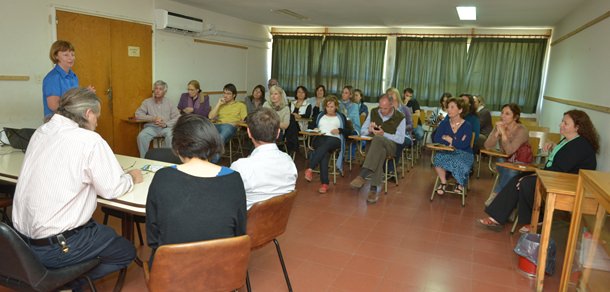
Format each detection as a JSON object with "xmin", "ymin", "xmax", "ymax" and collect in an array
[
  {"xmin": 531, "ymin": 178, "xmax": 543, "ymax": 234},
  {"xmin": 535, "ymin": 193, "xmax": 556, "ymax": 292}
]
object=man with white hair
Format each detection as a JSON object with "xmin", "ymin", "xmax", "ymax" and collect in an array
[{"xmin": 135, "ymin": 80, "xmax": 180, "ymax": 158}]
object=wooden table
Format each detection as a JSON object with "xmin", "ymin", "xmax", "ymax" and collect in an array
[
  {"xmin": 559, "ymin": 170, "xmax": 610, "ymax": 291},
  {"xmin": 530, "ymin": 169, "xmax": 599, "ymax": 292},
  {"xmin": 479, "ymin": 148, "xmax": 509, "ymax": 177},
  {"xmin": 299, "ymin": 130, "xmax": 322, "ymax": 159}
]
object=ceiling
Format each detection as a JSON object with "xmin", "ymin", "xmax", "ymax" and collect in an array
[{"xmin": 175, "ymin": 0, "xmax": 586, "ymax": 28}]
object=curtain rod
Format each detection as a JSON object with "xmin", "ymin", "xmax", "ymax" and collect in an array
[{"xmin": 271, "ymin": 32, "xmax": 550, "ymax": 39}]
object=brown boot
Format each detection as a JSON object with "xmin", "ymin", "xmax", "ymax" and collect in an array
[{"xmin": 350, "ymin": 176, "xmax": 366, "ymax": 189}]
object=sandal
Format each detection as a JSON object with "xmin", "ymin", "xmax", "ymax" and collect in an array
[
  {"xmin": 454, "ymin": 185, "xmax": 464, "ymax": 195},
  {"xmin": 477, "ymin": 217, "xmax": 503, "ymax": 232},
  {"xmin": 435, "ymin": 183, "xmax": 446, "ymax": 195},
  {"xmin": 519, "ymin": 222, "xmax": 543, "ymax": 234}
]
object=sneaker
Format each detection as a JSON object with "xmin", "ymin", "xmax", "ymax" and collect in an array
[
  {"xmin": 367, "ymin": 191, "xmax": 379, "ymax": 204},
  {"xmin": 318, "ymin": 184, "xmax": 329, "ymax": 193},
  {"xmin": 304, "ymin": 169, "xmax": 313, "ymax": 182},
  {"xmin": 350, "ymin": 176, "xmax": 366, "ymax": 189}
]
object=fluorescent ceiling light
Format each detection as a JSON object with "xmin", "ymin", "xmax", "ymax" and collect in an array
[{"xmin": 456, "ymin": 6, "xmax": 477, "ymax": 21}]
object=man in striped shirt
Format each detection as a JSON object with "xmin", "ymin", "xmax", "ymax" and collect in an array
[{"xmin": 12, "ymin": 88, "xmax": 143, "ymax": 289}]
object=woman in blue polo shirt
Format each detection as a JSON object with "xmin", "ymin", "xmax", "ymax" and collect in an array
[{"xmin": 42, "ymin": 40, "xmax": 94, "ymax": 118}]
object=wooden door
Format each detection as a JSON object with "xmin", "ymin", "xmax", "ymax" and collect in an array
[
  {"xmin": 56, "ymin": 11, "xmax": 152, "ymax": 156},
  {"xmin": 56, "ymin": 11, "xmax": 113, "ymax": 145}
]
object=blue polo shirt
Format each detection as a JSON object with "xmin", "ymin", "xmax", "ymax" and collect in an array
[{"xmin": 42, "ymin": 65, "xmax": 79, "ymax": 117}]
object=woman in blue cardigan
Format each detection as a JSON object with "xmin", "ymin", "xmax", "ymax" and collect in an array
[{"xmin": 432, "ymin": 98, "xmax": 474, "ymax": 195}]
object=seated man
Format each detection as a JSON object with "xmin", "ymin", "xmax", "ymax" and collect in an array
[
  {"xmin": 208, "ymin": 83, "xmax": 248, "ymax": 144},
  {"xmin": 12, "ymin": 88, "xmax": 143, "ymax": 289},
  {"xmin": 350, "ymin": 94, "xmax": 406, "ymax": 204},
  {"xmin": 230, "ymin": 108, "xmax": 297, "ymax": 209},
  {"xmin": 135, "ymin": 80, "xmax": 180, "ymax": 158}
]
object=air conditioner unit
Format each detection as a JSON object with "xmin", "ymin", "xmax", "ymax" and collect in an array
[{"xmin": 154, "ymin": 9, "xmax": 204, "ymax": 33}]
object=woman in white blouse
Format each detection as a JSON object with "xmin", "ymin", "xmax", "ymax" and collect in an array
[{"xmin": 303, "ymin": 96, "xmax": 348, "ymax": 193}]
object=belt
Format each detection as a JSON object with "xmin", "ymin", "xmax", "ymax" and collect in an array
[{"xmin": 21, "ymin": 219, "xmax": 94, "ymax": 247}]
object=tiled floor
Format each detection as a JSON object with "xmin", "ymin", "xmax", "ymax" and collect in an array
[{"xmin": 3, "ymin": 150, "xmax": 571, "ymax": 292}]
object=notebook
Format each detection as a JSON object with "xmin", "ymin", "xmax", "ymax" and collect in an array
[{"xmin": 3, "ymin": 128, "xmax": 36, "ymax": 151}]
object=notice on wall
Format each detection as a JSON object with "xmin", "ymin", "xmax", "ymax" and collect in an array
[{"xmin": 128, "ymin": 46, "xmax": 141, "ymax": 57}]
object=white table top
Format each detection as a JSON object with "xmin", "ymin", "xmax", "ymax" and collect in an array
[{"xmin": 0, "ymin": 146, "xmax": 174, "ymax": 215}]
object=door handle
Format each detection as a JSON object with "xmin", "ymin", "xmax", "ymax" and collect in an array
[{"xmin": 106, "ymin": 87, "xmax": 113, "ymax": 111}]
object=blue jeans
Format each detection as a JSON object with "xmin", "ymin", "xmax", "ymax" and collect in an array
[
  {"xmin": 27, "ymin": 220, "xmax": 135, "ymax": 287},
  {"xmin": 494, "ymin": 158, "xmax": 520, "ymax": 193},
  {"xmin": 413, "ymin": 126, "xmax": 424, "ymax": 142},
  {"xmin": 214, "ymin": 124, "xmax": 237, "ymax": 145}
]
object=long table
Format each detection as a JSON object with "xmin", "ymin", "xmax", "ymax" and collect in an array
[{"xmin": 0, "ymin": 146, "xmax": 172, "ymax": 290}]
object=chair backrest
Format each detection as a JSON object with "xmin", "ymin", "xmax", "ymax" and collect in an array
[
  {"xmin": 145, "ymin": 148, "xmax": 182, "ymax": 164},
  {"xmin": 148, "ymin": 235, "xmax": 251, "ymax": 292},
  {"xmin": 546, "ymin": 132, "xmax": 562, "ymax": 145},
  {"xmin": 247, "ymin": 191, "xmax": 297, "ymax": 249},
  {"xmin": 411, "ymin": 114, "xmax": 419, "ymax": 128},
  {"xmin": 0, "ymin": 223, "xmax": 48, "ymax": 289}
]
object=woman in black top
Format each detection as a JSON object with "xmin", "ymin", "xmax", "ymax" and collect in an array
[
  {"xmin": 478, "ymin": 110, "xmax": 599, "ymax": 232},
  {"xmin": 146, "ymin": 114, "xmax": 247, "ymax": 265}
]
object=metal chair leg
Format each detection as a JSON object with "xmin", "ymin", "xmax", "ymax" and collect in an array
[
  {"xmin": 273, "ymin": 239, "xmax": 292, "ymax": 292},
  {"xmin": 246, "ymin": 270, "xmax": 252, "ymax": 292},
  {"xmin": 136, "ymin": 223, "xmax": 144, "ymax": 246}
]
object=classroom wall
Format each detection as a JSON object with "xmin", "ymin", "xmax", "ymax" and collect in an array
[
  {"xmin": 541, "ymin": 0, "xmax": 610, "ymax": 171},
  {"xmin": 0, "ymin": 0, "xmax": 270, "ymax": 131}
]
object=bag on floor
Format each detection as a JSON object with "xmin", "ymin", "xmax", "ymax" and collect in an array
[{"xmin": 513, "ymin": 233, "xmax": 556, "ymax": 275}]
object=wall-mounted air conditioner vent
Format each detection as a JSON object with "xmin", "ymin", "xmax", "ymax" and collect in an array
[{"xmin": 154, "ymin": 9, "xmax": 204, "ymax": 34}]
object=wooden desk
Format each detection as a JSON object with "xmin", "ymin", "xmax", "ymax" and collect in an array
[
  {"xmin": 531, "ymin": 169, "xmax": 599, "ymax": 292},
  {"xmin": 479, "ymin": 148, "xmax": 509, "ymax": 175},
  {"xmin": 560, "ymin": 170, "xmax": 610, "ymax": 291},
  {"xmin": 347, "ymin": 135, "xmax": 372, "ymax": 170}
]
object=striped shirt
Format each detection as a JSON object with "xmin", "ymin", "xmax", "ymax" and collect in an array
[{"xmin": 12, "ymin": 114, "xmax": 133, "ymax": 239}]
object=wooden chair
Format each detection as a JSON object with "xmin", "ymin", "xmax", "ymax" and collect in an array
[
  {"xmin": 144, "ymin": 235, "xmax": 251, "ymax": 292},
  {"xmin": 0, "ymin": 223, "xmax": 99, "ymax": 292},
  {"xmin": 246, "ymin": 191, "xmax": 297, "ymax": 292}
]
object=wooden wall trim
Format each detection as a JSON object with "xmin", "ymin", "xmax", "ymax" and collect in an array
[
  {"xmin": 551, "ymin": 11, "xmax": 610, "ymax": 46},
  {"xmin": 0, "ymin": 75, "xmax": 30, "ymax": 81},
  {"xmin": 194, "ymin": 39, "xmax": 248, "ymax": 50},
  {"xmin": 544, "ymin": 96, "xmax": 610, "ymax": 114},
  {"xmin": 203, "ymin": 91, "xmax": 247, "ymax": 95}
]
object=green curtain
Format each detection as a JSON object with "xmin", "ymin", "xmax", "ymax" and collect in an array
[
  {"xmin": 393, "ymin": 37, "xmax": 468, "ymax": 106},
  {"xmin": 317, "ymin": 37, "xmax": 386, "ymax": 101},
  {"xmin": 271, "ymin": 35, "xmax": 323, "ymax": 96},
  {"xmin": 463, "ymin": 38, "xmax": 547, "ymax": 113}
]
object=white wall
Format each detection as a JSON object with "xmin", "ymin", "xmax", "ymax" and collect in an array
[
  {"xmin": 154, "ymin": 0, "xmax": 270, "ymax": 105},
  {"xmin": 0, "ymin": 0, "xmax": 270, "ymax": 130},
  {"xmin": 541, "ymin": 0, "xmax": 610, "ymax": 171}
]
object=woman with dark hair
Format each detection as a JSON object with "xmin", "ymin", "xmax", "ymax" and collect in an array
[
  {"xmin": 435, "ymin": 93, "xmax": 452, "ymax": 123},
  {"xmin": 304, "ymin": 96, "xmax": 348, "ymax": 193},
  {"xmin": 479, "ymin": 109, "xmax": 598, "ymax": 232},
  {"xmin": 245, "ymin": 84, "xmax": 266, "ymax": 114},
  {"xmin": 483, "ymin": 103, "xmax": 529, "ymax": 205},
  {"xmin": 146, "ymin": 114, "xmax": 246, "ymax": 265},
  {"xmin": 308, "ymin": 85, "xmax": 326, "ymax": 129},
  {"xmin": 459, "ymin": 93, "xmax": 480, "ymax": 144},
  {"xmin": 354, "ymin": 89, "xmax": 369, "ymax": 120},
  {"xmin": 432, "ymin": 98, "xmax": 474, "ymax": 195},
  {"xmin": 291, "ymin": 86, "xmax": 312, "ymax": 120},
  {"xmin": 177, "ymin": 80, "xmax": 210, "ymax": 117}
]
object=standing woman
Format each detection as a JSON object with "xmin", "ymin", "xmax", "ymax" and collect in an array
[
  {"xmin": 177, "ymin": 80, "xmax": 210, "ymax": 117},
  {"xmin": 43, "ymin": 40, "xmax": 95, "ymax": 118},
  {"xmin": 304, "ymin": 96, "xmax": 348, "ymax": 193},
  {"xmin": 432, "ymin": 98, "xmax": 474, "ymax": 194},
  {"xmin": 245, "ymin": 84, "xmax": 266, "ymax": 114},
  {"xmin": 146, "ymin": 114, "xmax": 246, "ymax": 265},
  {"xmin": 483, "ymin": 103, "xmax": 529, "ymax": 204}
]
